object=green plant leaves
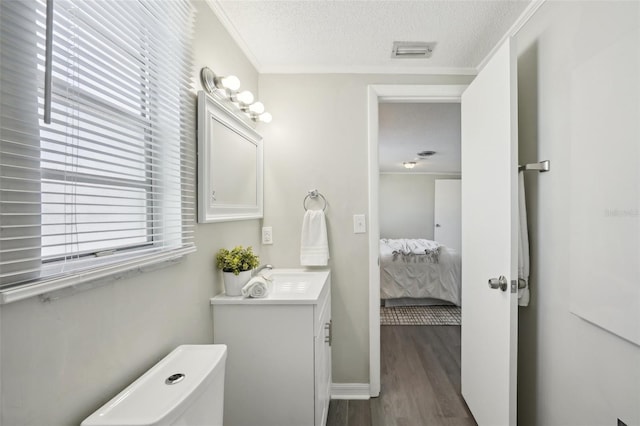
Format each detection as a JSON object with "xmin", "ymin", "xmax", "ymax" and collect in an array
[{"xmin": 215, "ymin": 246, "xmax": 259, "ymax": 275}]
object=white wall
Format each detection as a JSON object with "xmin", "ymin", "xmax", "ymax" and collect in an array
[
  {"xmin": 0, "ymin": 2, "xmax": 263, "ymax": 424},
  {"xmin": 516, "ymin": 2, "xmax": 640, "ymax": 425},
  {"xmin": 258, "ymin": 73, "xmax": 472, "ymax": 383},
  {"xmin": 379, "ymin": 173, "xmax": 459, "ymax": 239}
]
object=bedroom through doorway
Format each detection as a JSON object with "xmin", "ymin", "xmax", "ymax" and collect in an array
[
  {"xmin": 369, "ymin": 95, "xmax": 472, "ymax": 422},
  {"xmin": 378, "ymin": 101, "xmax": 462, "ymax": 323}
]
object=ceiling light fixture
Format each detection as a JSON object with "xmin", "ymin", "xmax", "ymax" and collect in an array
[
  {"xmin": 417, "ymin": 150, "xmax": 436, "ymax": 158},
  {"xmin": 200, "ymin": 67, "xmax": 272, "ymax": 124},
  {"xmin": 403, "ymin": 161, "xmax": 417, "ymax": 169},
  {"xmin": 391, "ymin": 41, "xmax": 436, "ymax": 59}
]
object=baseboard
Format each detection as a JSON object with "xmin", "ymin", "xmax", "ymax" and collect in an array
[{"xmin": 330, "ymin": 383, "xmax": 371, "ymax": 400}]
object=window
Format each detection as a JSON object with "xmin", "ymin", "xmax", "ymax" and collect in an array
[{"xmin": 0, "ymin": 0, "xmax": 196, "ymax": 302}]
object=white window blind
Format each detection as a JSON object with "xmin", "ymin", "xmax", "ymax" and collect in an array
[{"xmin": 0, "ymin": 0, "xmax": 196, "ymax": 301}]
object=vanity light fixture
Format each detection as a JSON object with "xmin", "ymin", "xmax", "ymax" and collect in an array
[
  {"xmin": 256, "ymin": 112, "xmax": 272, "ymax": 123},
  {"xmin": 201, "ymin": 67, "xmax": 238, "ymax": 93},
  {"xmin": 403, "ymin": 161, "xmax": 417, "ymax": 169},
  {"xmin": 236, "ymin": 90, "xmax": 255, "ymax": 108},
  {"xmin": 216, "ymin": 75, "xmax": 240, "ymax": 91},
  {"xmin": 200, "ymin": 67, "xmax": 272, "ymax": 124},
  {"xmin": 248, "ymin": 101, "xmax": 265, "ymax": 115},
  {"xmin": 200, "ymin": 67, "xmax": 216, "ymax": 93},
  {"xmin": 216, "ymin": 75, "xmax": 240, "ymax": 92}
]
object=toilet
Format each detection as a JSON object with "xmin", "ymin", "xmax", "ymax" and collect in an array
[{"xmin": 81, "ymin": 344, "xmax": 227, "ymax": 426}]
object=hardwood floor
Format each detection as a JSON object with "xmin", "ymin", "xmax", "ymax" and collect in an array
[{"xmin": 327, "ymin": 326, "xmax": 477, "ymax": 426}]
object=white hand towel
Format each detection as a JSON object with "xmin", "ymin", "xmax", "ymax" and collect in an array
[
  {"xmin": 241, "ymin": 276, "xmax": 271, "ymax": 298},
  {"xmin": 518, "ymin": 172, "xmax": 530, "ymax": 307},
  {"xmin": 300, "ymin": 209, "xmax": 330, "ymax": 266}
]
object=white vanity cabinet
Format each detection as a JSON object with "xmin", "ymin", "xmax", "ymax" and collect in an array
[{"xmin": 211, "ymin": 270, "xmax": 331, "ymax": 426}]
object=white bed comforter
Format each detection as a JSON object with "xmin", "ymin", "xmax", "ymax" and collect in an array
[{"xmin": 380, "ymin": 238, "xmax": 462, "ymax": 306}]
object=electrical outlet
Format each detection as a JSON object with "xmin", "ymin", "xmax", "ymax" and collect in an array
[{"xmin": 262, "ymin": 226, "xmax": 273, "ymax": 245}]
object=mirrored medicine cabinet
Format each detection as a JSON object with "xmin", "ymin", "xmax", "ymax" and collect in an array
[{"xmin": 197, "ymin": 91, "xmax": 263, "ymax": 223}]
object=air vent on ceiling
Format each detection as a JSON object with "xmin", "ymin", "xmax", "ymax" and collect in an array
[{"xmin": 391, "ymin": 41, "xmax": 436, "ymax": 59}]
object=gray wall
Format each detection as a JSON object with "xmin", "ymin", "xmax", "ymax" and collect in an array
[
  {"xmin": 516, "ymin": 1, "xmax": 640, "ymax": 425},
  {"xmin": 0, "ymin": 2, "xmax": 263, "ymax": 424},
  {"xmin": 257, "ymin": 73, "xmax": 472, "ymax": 383},
  {"xmin": 379, "ymin": 173, "xmax": 459, "ymax": 239}
]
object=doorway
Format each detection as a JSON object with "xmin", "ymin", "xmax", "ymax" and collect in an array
[{"xmin": 366, "ymin": 84, "xmax": 468, "ymax": 396}]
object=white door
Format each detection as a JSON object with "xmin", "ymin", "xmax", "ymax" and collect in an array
[
  {"xmin": 460, "ymin": 38, "xmax": 518, "ymax": 425},
  {"xmin": 434, "ymin": 179, "xmax": 461, "ymax": 252}
]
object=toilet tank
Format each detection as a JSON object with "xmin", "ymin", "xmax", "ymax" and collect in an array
[{"xmin": 81, "ymin": 344, "xmax": 227, "ymax": 426}]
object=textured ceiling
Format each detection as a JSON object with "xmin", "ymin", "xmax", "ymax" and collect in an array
[
  {"xmin": 206, "ymin": 1, "xmax": 529, "ymax": 173},
  {"xmin": 379, "ymin": 102, "xmax": 461, "ymax": 174},
  {"xmin": 209, "ymin": 0, "xmax": 531, "ymax": 74}
]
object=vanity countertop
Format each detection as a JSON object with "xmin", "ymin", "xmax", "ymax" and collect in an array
[{"xmin": 210, "ymin": 269, "xmax": 330, "ymax": 305}]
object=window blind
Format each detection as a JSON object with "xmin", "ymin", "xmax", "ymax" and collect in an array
[{"xmin": 0, "ymin": 0, "xmax": 196, "ymax": 300}]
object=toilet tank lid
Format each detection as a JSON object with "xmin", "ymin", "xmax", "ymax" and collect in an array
[{"xmin": 81, "ymin": 344, "xmax": 227, "ymax": 426}]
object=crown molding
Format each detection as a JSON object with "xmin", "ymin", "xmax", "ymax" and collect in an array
[
  {"xmin": 476, "ymin": 0, "xmax": 547, "ymax": 73},
  {"xmin": 204, "ymin": 0, "xmax": 263, "ymax": 72},
  {"xmin": 258, "ymin": 65, "xmax": 478, "ymax": 76}
]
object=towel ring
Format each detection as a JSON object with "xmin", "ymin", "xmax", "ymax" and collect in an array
[{"xmin": 303, "ymin": 190, "xmax": 327, "ymax": 211}]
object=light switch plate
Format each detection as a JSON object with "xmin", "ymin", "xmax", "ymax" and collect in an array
[
  {"xmin": 353, "ymin": 214, "xmax": 366, "ymax": 234},
  {"xmin": 262, "ymin": 226, "xmax": 273, "ymax": 244}
]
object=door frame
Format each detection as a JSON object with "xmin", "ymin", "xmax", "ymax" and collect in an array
[
  {"xmin": 366, "ymin": 0, "xmax": 546, "ymax": 397},
  {"xmin": 367, "ymin": 84, "xmax": 468, "ymax": 396}
]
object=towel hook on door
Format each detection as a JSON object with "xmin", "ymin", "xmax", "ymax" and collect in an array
[
  {"xmin": 303, "ymin": 190, "xmax": 327, "ymax": 211},
  {"xmin": 518, "ymin": 160, "xmax": 550, "ymax": 173}
]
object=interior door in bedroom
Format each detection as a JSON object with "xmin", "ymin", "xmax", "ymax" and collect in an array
[
  {"xmin": 460, "ymin": 38, "xmax": 518, "ymax": 426},
  {"xmin": 434, "ymin": 179, "xmax": 461, "ymax": 252}
]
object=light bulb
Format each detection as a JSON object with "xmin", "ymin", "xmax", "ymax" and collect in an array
[
  {"xmin": 403, "ymin": 162, "xmax": 416, "ymax": 169},
  {"xmin": 218, "ymin": 75, "xmax": 240, "ymax": 91},
  {"xmin": 237, "ymin": 90, "xmax": 254, "ymax": 105},
  {"xmin": 248, "ymin": 101, "xmax": 265, "ymax": 114},
  {"xmin": 258, "ymin": 112, "xmax": 272, "ymax": 123}
]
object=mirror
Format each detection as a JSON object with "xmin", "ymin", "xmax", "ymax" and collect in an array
[{"xmin": 197, "ymin": 91, "xmax": 263, "ymax": 222}]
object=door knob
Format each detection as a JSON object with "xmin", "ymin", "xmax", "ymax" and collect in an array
[
  {"xmin": 435, "ymin": 224, "xmax": 441, "ymax": 227},
  {"xmin": 488, "ymin": 275, "xmax": 508, "ymax": 291}
]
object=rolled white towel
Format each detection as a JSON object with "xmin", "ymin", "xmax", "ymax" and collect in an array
[{"xmin": 241, "ymin": 276, "xmax": 271, "ymax": 298}]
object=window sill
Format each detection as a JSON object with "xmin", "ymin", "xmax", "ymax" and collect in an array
[{"xmin": 0, "ymin": 244, "xmax": 196, "ymax": 304}]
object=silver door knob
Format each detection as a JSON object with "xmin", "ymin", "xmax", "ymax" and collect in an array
[{"xmin": 488, "ymin": 275, "xmax": 508, "ymax": 291}]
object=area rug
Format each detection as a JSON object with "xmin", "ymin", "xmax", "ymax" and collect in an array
[{"xmin": 380, "ymin": 305, "xmax": 461, "ymax": 326}]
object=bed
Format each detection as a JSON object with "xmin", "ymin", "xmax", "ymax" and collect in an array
[{"xmin": 380, "ymin": 238, "xmax": 461, "ymax": 306}]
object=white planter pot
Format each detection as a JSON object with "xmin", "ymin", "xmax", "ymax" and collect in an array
[{"xmin": 223, "ymin": 270, "xmax": 252, "ymax": 296}]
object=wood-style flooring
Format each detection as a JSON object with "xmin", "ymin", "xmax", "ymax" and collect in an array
[{"xmin": 327, "ymin": 326, "xmax": 477, "ymax": 426}]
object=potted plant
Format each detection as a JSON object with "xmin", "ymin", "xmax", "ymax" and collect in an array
[{"xmin": 215, "ymin": 246, "xmax": 259, "ymax": 296}]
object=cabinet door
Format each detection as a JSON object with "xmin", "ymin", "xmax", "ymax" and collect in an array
[
  {"xmin": 214, "ymin": 305, "xmax": 315, "ymax": 426},
  {"xmin": 315, "ymin": 294, "xmax": 331, "ymax": 426}
]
